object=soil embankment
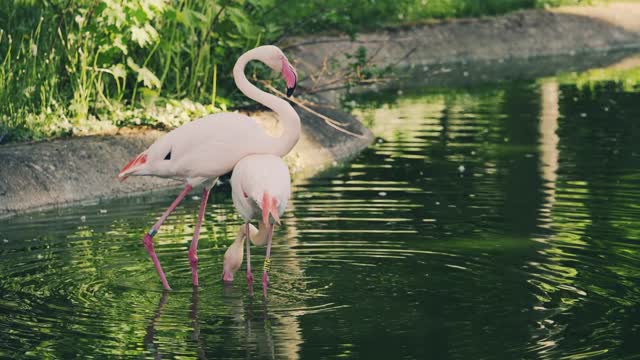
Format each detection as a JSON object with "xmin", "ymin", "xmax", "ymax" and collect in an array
[
  {"xmin": 0, "ymin": 107, "xmax": 371, "ymax": 217},
  {"xmin": 287, "ymin": 3, "xmax": 640, "ymax": 99}
]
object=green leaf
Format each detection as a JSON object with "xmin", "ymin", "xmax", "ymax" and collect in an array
[
  {"xmin": 130, "ymin": 25, "xmax": 151, "ymax": 47},
  {"xmin": 110, "ymin": 64, "xmax": 126, "ymax": 79},
  {"xmin": 127, "ymin": 58, "xmax": 161, "ymax": 89}
]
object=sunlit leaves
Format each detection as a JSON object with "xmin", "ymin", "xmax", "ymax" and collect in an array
[
  {"xmin": 139, "ymin": 0, "xmax": 168, "ymax": 20},
  {"xmin": 130, "ymin": 25, "xmax": 150, "ymax": 47},
  {"xmin": 127, "ymin": 58, "xmax": 160, "ymax": 89},
  {"xmin": 112, "ymin": 35, "xmax": 128, "ymax": 55},
  {"xmin": 130, "ymin": 23, "xmax": 158, "ymax": 47},
  {"xmin": 110, "ymin": 64, "xmax": 126, "ymax": 79},
  {"xmin": 102, "ymin": 1, "xmax": 127, "ymax": 29}
]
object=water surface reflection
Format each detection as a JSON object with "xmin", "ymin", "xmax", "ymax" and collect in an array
[{"xmin": 1, "ymin": 55, "xmax": 640, "ymax": 358}]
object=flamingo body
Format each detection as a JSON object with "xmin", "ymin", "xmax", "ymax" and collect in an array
[
  {"xmin": 231, "ymin": 154, "xmax": 291, "ymax": 223},
  {"xmin": 125, "ymin": 113, "xmax": 282, "ymax": 184},
  {"xmin": 119, "ymin": 45, "xmax": 300, "ymax": 184},
  {"xmin": 223, "ymin": 154, "xmax": 291, "ymax": 293}
]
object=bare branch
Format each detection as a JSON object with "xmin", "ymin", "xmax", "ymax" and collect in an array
[{"xmin": 259, "ymin": 81, "xmax": 366, "ymax": 139}]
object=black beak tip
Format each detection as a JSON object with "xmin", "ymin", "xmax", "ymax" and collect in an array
[{"xmin": 286, "ymin": 86, "xmax": 295, "ymax": 97}]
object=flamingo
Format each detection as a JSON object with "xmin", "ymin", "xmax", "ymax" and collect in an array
[
  {"xmin": 222, "ymin": 154, "xmax": 291, "ymax": 295},
  {"xmin": 117, "ymin": 46, "xmax": 299, "ymax": 290}
]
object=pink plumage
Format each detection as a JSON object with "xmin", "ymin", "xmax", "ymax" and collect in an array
[
  {"xmin": 223, "ymin": 154, "xmax": 291, "ymax": 296},
  {"xmin": 118, "ymin": 46, "xmax": 300, "ymax": 291}
]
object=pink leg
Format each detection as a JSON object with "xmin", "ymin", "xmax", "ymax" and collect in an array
[
  {"xmin": 245, "ymin": 222, "xmax": 254, "ymax": 285},
  {"xmin": 189, "ymin": 187, "xmax": 211, "ymax": 287},
  {"xmin": 144, "ymin": 184, "xmax": 193, "ymax": 290},
  {"xmin": 262, "ymin": 223, "xmax": 275, "ymax": 296}
]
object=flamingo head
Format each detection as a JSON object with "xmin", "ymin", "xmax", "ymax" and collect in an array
[
  {"xmin": 222, "ymin": 236, "xmax": 244, "ymax": 282},
  {"xmin": 118, "ymin": 142, "xmax": 174, "ymax": 181},
  {"xmin": 260, "ymin": 45, "xmax": 298, "ymax": 97},
  {"xmin": 117, "ymin": 151, "xmax": 149, "ymax": 182}
]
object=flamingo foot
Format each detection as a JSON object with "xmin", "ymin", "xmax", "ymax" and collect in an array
[{"xmin": 144, "ymin": 233, "xmax": 171, "ymax": 291}]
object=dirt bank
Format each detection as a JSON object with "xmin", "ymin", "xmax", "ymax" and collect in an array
[
  {"xmin": 0, "ymin": 106, "xmax": 372, "ymax": 217},
  {"xmin": 287, "ymin": 3, "xmax": 640, "ymax": 98}
]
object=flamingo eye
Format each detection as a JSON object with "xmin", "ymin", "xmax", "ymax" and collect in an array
[{"xmin": 164, "ymin": 151, "xmax": 171, "ymax": 160}]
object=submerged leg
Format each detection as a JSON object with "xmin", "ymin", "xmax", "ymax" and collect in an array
[
  {"xmin": 144, "ymin": 184, "xmax": 193, "ymax": 290},
  {"xmin": 189, "ymin": 186, "xmax": 212, "ymax": 287},
  {"xmin": 245, "ymin": 222, "xmax": 254, "ymax": 285},
  {"xmin": 262, "ymin": 223, "xmax": 275, "ymax": 296}
]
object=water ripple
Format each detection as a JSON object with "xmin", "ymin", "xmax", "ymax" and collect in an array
[{"xmin": 2, "ymin": 70, "xmax": 640, "ymax": 358}]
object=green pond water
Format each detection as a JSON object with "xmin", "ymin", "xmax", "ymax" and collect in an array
[{"xmin": 1, "ymin": 56, "xmax": 640, "ymax": 359}]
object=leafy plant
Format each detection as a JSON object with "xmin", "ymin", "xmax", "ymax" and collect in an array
[{"xmin": 0, "ymin": 0, "xmax": 601, "ymax": 143}]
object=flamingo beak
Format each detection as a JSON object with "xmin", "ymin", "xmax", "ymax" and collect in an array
[
  {"xmin": 281, "ymin": 58, "xmax": 297, "ymax": 97},
  {"xmin": 117, "ymin": 153, "xmax": 147, "ymax": 182},
  {"xmin": 262, "ymin": 192, "xmax": 281, "ymax": 225}
]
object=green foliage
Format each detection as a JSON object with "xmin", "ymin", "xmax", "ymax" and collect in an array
[
  {"xmin": 552, "ymin": 64, "xmax": 640, "ymax": 93},
  {"xmin": 343, "ymin": 46, "xmax": 393, "ymax": 88},
  {"xmin": 0, "ymin": 0, "xmax": 600, "ymax": 143},
  {"xmin": 0, "ymin": 0, "xmax": 263, "ymax": 142},
  {"xmin": 404, "ymin": 0, "xmax": 591, "ymax": 21}
]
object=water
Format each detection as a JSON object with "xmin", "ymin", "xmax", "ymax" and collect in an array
[{"xmin": 2, "ymin": 57, "xmax": 640, "ymax": 359}]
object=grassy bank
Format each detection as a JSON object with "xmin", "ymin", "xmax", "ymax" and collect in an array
[{"xmin": 0, "ymin": 0, "xmax": 592, "ymax": 143}]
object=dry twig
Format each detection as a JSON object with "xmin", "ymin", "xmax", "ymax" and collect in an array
[{"xmin": 259, "ymin": 81, "xmax": 366, "ymax": 139}]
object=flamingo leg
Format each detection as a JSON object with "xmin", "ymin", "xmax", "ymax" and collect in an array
[
  {"xmin": 262, "ymin": 223, "xmax": 275, "ymax": 296},
  {"xmin": 144, "ymin": 184, "xmax": 193, "ymax": 290},
  {"xmin": 245, "ymin": 222, "xmax": 254, "ymax": 285},
  {"xmin": 189, "ymin": 186, "xmax": 211, "ymax": 287}
]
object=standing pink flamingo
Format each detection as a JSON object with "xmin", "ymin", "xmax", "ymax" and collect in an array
[
  {"xmin": 222, "ymin": 154, "xmax": 291, "ymax": 295},
  {"xmin": 118, "ymin": 46, "xmax": 299, "ymax": 290}
]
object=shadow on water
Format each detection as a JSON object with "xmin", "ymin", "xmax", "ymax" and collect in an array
[{"xmin": 1, "ymin": 52, "xmax": 640, "ymax": 358}]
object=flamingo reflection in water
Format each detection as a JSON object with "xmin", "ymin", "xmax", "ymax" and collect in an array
[
  {"xmin": 143, "ymin": 289, "xmax": 207, "ymax": 359},
  {"xmin": 143, "ymin": 285, "xmax": 304, "ymax": 359}
]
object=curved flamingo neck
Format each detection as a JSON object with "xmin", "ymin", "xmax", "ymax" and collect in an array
[
  {"xmin": 237, "ymin": 222, "xmax": 268, "ymax": 246},
  {"xmin": 233, "ymin": 48, "xmax": 301, "ymax": 157},
  {"xmin": 251, "ymin": 221, "xmax": 271, "ymax": 246}
]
